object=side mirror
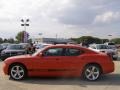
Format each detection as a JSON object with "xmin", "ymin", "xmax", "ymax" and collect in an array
[{"xmin": 38, "ymin": 53, "xmax": 43, "ymax": 57}]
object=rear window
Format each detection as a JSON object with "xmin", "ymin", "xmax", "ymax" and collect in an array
[{"xmin": 65, "ymin": 48, "xmax": 83, "ymax": 56}]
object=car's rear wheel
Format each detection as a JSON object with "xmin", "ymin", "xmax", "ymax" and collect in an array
[
  {"xmin": 9, "ymin": 64, "xmax": 26, "ymax": 80},
  {"xmin": 83, "ymin": 64, "xmax": 101, "ymax": 81}
]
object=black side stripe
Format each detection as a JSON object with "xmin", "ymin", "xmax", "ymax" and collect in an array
[{"xmin": 29, "ymin": 69, "xmax": 75, "ymax": 72}]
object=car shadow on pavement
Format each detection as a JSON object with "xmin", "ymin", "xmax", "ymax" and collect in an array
[{"xmin": 12, "ymin": 74, "xmax": 120, "ymax": 86}]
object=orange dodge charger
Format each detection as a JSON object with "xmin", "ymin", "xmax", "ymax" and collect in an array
[{"xmin": 3, "ymin": 45, "xmax": 114, "ymax": 81}]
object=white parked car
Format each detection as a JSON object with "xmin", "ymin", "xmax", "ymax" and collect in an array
[
  {"xmin": 104, "ymin": 42, "xmax": 117, "ymax": 50},
  {"xmin": 89, "ymin": 44, "xmax": 118, "ymax": 60}
]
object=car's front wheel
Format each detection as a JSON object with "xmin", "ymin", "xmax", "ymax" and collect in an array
[
  {"xmin": 9, "ymin": 64, "xmax": 26, "ymax": 80},
  {"xmin": 83, "ymin": 64, "xmax": 101, "ymax": 81}
]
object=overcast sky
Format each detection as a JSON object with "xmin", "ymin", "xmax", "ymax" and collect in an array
[{"xmin": 0, "ymin": 0, "xmax": 120, "ymax": 39}]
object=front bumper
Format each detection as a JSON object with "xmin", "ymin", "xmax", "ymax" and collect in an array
[{"xmin": 3, "ymin": 62, "xmax": 9, "ymax": 75}]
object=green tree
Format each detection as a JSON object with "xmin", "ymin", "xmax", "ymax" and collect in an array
[
  {"xmin": 16, "ymin": 31, "xmax": 24, "ymax": 43},
  {"xmin": 111, "ymin": 38, "xmax": 120, "ymax": 44},
  {"xmin": 72, "ymin": 36, "xmax": 101, "ymax": 44},
  {"xmin": 7, "ymin": 38, "xmax": 15, "ymax": 43},
  {"xmin": 101, "ymin": 39, "xmax": 109, "ymax": 44},
  {"xmin": 16, "ymin": 31, "xmax": 29, "ymax": 43},
  {"xmin": 3, "ymin": 39, "xmax": 8, "ymax": 43}
]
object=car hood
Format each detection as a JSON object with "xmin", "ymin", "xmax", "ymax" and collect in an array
[
  {"xmin": 4, "ymin": 55, "xmax": 34, "ymax": 64},
  {"xmin": 4, "ymin": 54, "xmax": 32, "ymax": 62},
  {"xmin": 9, "ymin": 54, "xmax": 31, "ymax": 59}
]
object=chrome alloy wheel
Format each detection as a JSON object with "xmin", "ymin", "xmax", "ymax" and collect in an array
[
  {"xmin": 10, "ymin": 65, "xmax": 25, "ymax": 80},
  {"xmin": 85, "ymin": 65, "xmax": 100, "ymax": 81}
]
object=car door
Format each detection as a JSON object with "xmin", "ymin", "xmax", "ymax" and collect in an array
[
  {"xmin": 32, "ymin": 47, "xmax": 66, "ymax": 77},
  {"xmin": 58, "ymin": 47, "xmax": 85, "ymax": 77}
]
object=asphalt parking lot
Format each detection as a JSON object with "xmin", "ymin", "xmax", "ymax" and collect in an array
[{"xmin": 0, "ymin": 61, "xmax": 119, "ymax": 90}]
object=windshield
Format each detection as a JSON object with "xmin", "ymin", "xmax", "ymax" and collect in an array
[
  {"xmin": 7, "ymin": 45, "xmax": 24, "ymax": 50},
  {"xmin": 1, "ymin": 43, "xmax": 9, "ymax": 46}
]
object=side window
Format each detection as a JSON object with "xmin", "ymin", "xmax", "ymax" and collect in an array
[
  {"xmin": 65, "ymin": 48, "xmax": 83, "ymax": 56},
  {"xmin": 44, "ymin": 48, "xmax": 64, "ymax": 56}
]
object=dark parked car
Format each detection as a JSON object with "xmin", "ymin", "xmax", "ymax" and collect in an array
[
  {"xmin": 0, "ymin": 45, "xmax": 4, "ymax": 54},
  {"xmin": 1, "ymin": 44, "xmax": 26, "ymax": 60}
]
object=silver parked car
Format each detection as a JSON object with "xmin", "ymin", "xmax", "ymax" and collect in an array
[{"xmin": 89, "ymin": 44, "xmax": 118, "ymax": 60}]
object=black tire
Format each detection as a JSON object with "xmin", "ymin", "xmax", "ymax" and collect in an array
[
  {"xmin": 82, "ymin": 64, "xmax": 101, "ymax": 81},
  {"xmin": 9, "ymin": 64, "xmax": 27, "ymax": 80}
]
